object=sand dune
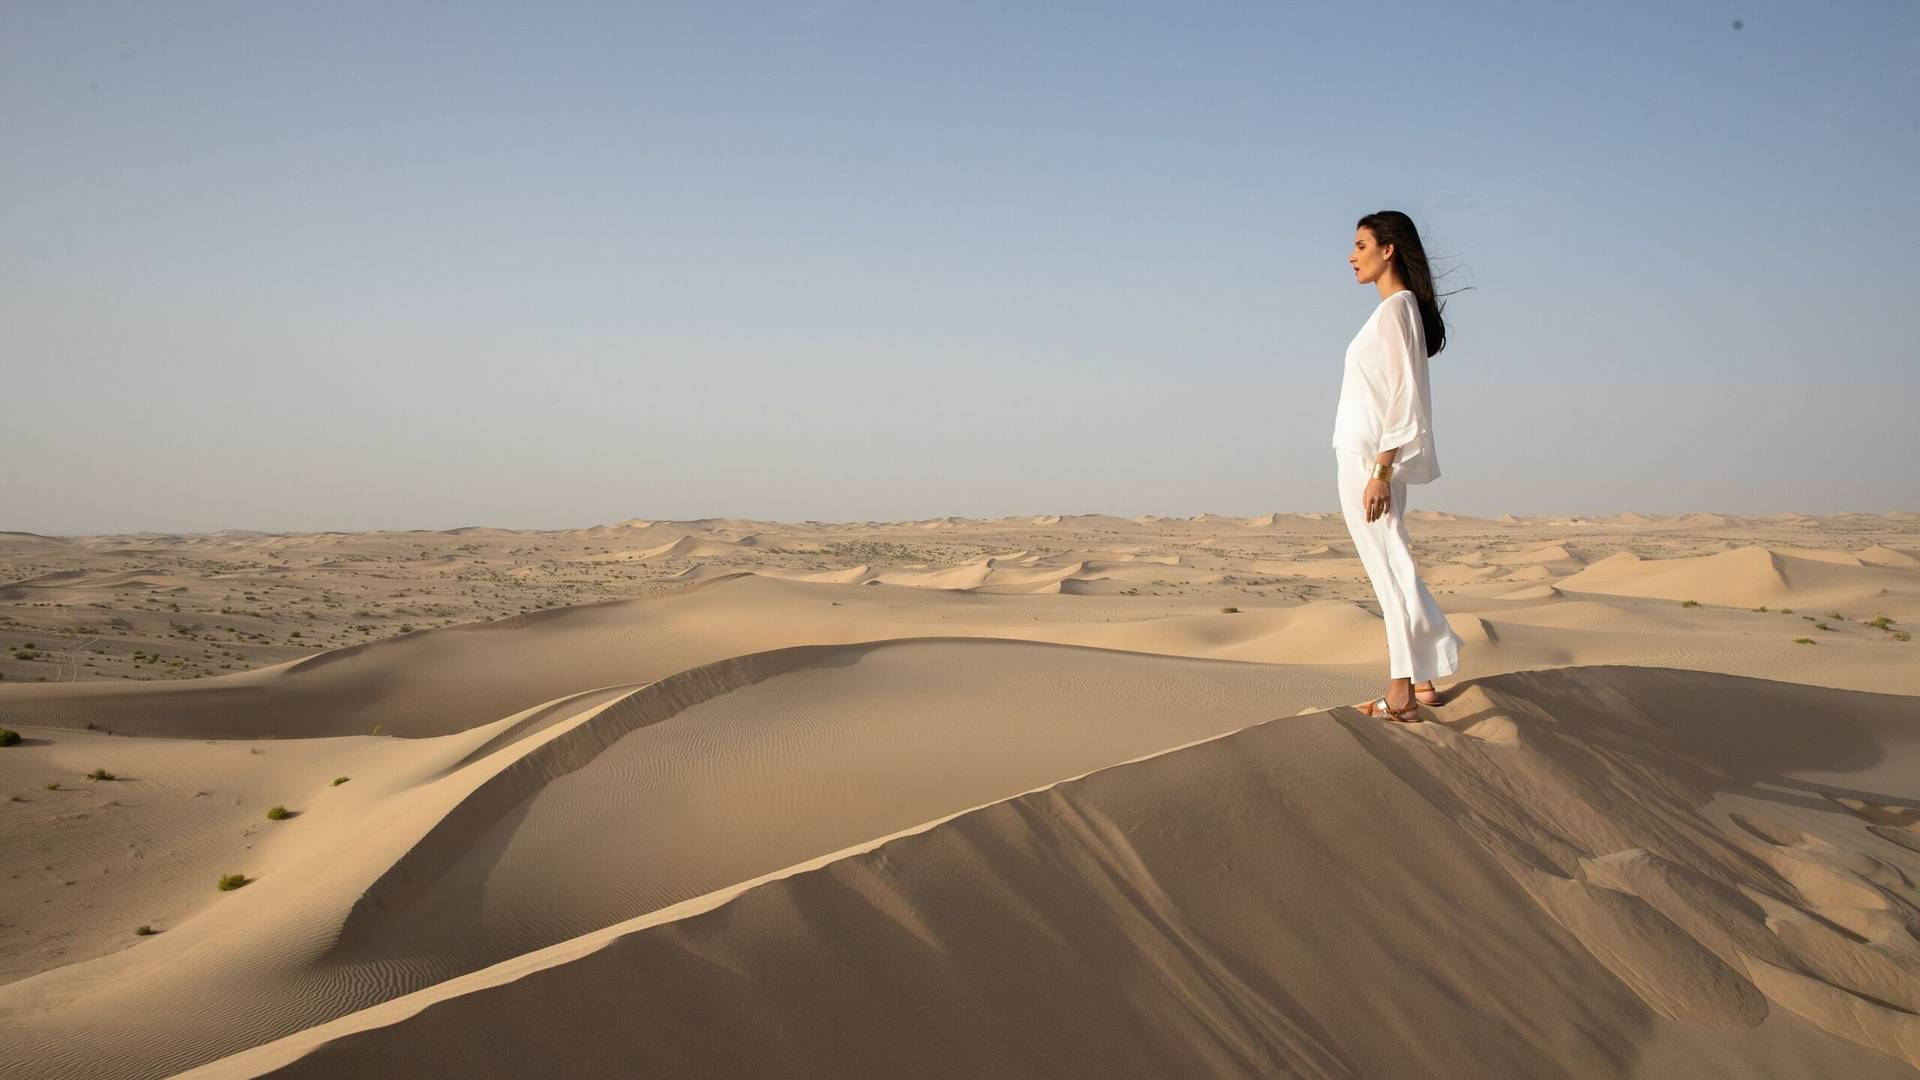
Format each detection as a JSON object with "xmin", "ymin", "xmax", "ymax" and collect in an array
[
  {"xmin": 4, "ymin": 512, "xmax": 1918, "ymax": 1079},
  {"xmin": 161, "ymin": 666, "xmax": 1920, "ymax": 1080},
  {"xmin": 0, "ymin": 639, "xmax": 1340, "ymax": 1080},
  {"xmin": 634, "ymin": 534, "xmax": 760, "ymax": 560},
  {"xmin": 793, "ymin": 563, "xmax": 876, "ymax": 584},
  {"xmin": 1484, "ymin": 542, "xmax": 1586, "ymax": 566},
  {"xmin": 333, "ymin": 639, "xmax": 1320, "ymax": 975},
  {"xmin": 1557, "ymin": 545, "xmax": 1914, "ymax": 608},
  {"xmin": 1861, "ymin": 545, "xmax": 1920, "ymax": 569}
]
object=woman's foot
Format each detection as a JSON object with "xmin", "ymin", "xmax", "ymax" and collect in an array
[
  {"xmin": 1355, "ymin": 693, "xmax": 1423, "ymax": 723},
  {"xmin": 1353, "ymin": 681, "xmax": 1422, "ymax": 722},
  {"xmin": 1413, "ymin": 680, "xmax": 1446, "ymax": 706}
]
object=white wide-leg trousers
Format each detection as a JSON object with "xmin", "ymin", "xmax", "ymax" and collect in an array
[{"xmin": 1335, "ymin": 448, "xmax": 1464, "ymax": 683}]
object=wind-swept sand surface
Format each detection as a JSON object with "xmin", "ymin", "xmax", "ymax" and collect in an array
[{"xmin": 2, "ymin": 512, "xmax": 1917, "ymax": 1078}]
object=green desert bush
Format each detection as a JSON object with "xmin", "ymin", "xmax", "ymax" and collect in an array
[
  {"xmin": 265, "ymin": 805, "xmax": 290, "ymax": 820},
  {"xmin": 331, "ymin": 776, "xmax": 349, "ymax": 786},
  {"xmin": 1793, "ymin": 637, "xmax": 1817, "ymax": 645},
  {"xmin": 1814, "ymin": 622, "xmax": 1832, "ymax": 631},
  {"xmin": 0, "ymin": 728, "xmax": 20, "ymax": 746},
  {"xmin": 134, "ymin": 925, "xmax": 157, "ymax": 936},
  {"xmin": 1868, "ymin": 615, "xmax": 1893, "ymax": 630},
  {"xmin": 87, "ymin": 767, "xmax": 115, "ymax": 781},
  {"xmin": 1894, "ymin": 631, "xmax": 1912, "ymax": 642},
  {"xmin": 1220, "ymin": 606, "xmax": 1240, "ymax": 614},
  {"xmin": 217, "ymin": 873, "xmax": 249, "ymax": 891},
  {"xmin": 1681, "ymin": 599, "xmax": 1699, "ymax": 608}
]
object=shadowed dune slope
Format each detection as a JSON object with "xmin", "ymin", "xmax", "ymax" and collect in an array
[{"xmin": 330, "ymin": 637, "xmax": 1334, "ymax": 973}]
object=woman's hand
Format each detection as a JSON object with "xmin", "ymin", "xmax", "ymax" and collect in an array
[{"xmin": 1364, "ymin": 478, "xmax": 1392, "ymax": 522}]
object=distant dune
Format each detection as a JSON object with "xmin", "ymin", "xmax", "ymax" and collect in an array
[{"xmin": 1556, "ymin": 545, "xmax": 1911, "ymax": 608}]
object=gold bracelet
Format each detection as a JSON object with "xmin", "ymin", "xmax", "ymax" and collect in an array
[{"xmin": 1372, "ymin": 463, "xmax": 1394, "ymax": 481}]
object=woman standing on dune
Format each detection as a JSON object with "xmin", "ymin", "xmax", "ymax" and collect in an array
[{"xmin": 1333, "ymin": 211, "xmax": 1465, "ymax": 722}]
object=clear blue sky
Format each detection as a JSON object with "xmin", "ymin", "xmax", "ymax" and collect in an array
[{"xmin": 3, "ymin": 2, "xmax": 1916, "ymax": 533}]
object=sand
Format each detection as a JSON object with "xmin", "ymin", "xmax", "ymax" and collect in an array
[{"xmin": 1, "ymin": 511, "xmax": 1917, "ymax": 1078}]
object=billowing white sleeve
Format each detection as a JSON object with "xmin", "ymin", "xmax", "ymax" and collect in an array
[{"xmin": 1374, "ymin": 299, "xmax": 1424, "ymax": 466}]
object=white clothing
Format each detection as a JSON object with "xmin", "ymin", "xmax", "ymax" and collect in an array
[
  {"xmin": 1335, "ymin": 447, "xmax": 1464, "ymax": 682},
  {"xmin": 1331, "ymin": 289, "xmax": 1440, "ymax": 485}
]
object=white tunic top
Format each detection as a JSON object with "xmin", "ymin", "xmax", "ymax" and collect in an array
[{"xmin": 1331, "ymin": 289, "xmax": 1440, "ymax": 485}]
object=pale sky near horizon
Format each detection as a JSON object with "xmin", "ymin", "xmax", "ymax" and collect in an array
[{"xmin": 3, "ymin": 2, "xmax": 1917, "ymax": 535}]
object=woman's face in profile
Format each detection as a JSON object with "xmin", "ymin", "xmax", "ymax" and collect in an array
[{"xmin": 1349, "ymin": 227, "xmax": 1392, "ymax": 285}]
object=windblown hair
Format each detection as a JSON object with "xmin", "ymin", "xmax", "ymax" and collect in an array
[{"xmin": 1356, "ymin": 210, "xmax": 1459, "ymax": 358}]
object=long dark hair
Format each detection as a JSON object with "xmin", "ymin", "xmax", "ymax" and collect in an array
[{"xmin": 1356, "ymin": 210, "xmax": 1462, "ymax": 358}]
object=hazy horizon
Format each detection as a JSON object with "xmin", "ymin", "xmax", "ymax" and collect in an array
[{"xmin": 4, "ymin": 2, "xmax": 1917, "ymax": 534}]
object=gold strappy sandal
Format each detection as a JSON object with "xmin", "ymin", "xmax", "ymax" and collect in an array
[{"xmin": 1356, "ymin": 695, "xmax": 1424, "ymax": 723}]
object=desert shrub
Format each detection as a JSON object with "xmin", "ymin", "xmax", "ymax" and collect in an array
[
  {"xmin": 331, "ymin": 775, "xmax": 349, "ymax": 786},
  {"xmin": 1868, "ymin": 616, "xmax": 1893, "ymax": 630},
  {"xmin": 87, "ymin": 767, "xmax": 115, "ymax": 781},
  {"xmin": 0, "ymin": 728, "xmax": 19, "ymax": 746},
  {"xmin": 1814, "ymin": 622, "xmax": 1832, "ymax": 631},
  {"xmin": 369, "ymin": 722, "xmax": 384, "ymax": 736},
  {"xmin": 1681, "ymin": 599, "xmax": 1699, "ymax": 608},
  {"xmin": 266, "ymin": 805, "xmax": 290, "ymax": 820},
  {"xmin": 134, "ymin": 925, "xmax": 156, "ymax": 936},
  {"xmin": 1893, "ymin": 631, "xmax": 1912, "ymax": 642},
  {"xmin": 1220, "ymin": 606, "xmax": 1240, "ymax": 614},
  {"xmin": 1793, "ymin": 637, "xmax": 1816, "ymax": 645},
  {"xmin": 217, "ymin": 873, "xmax": 249, "ymax": 891}
]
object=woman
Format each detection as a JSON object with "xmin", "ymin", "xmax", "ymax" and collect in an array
[{"xmin": 1333, "ymin": 210, "xmax": 1465, "ymax": 723}]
